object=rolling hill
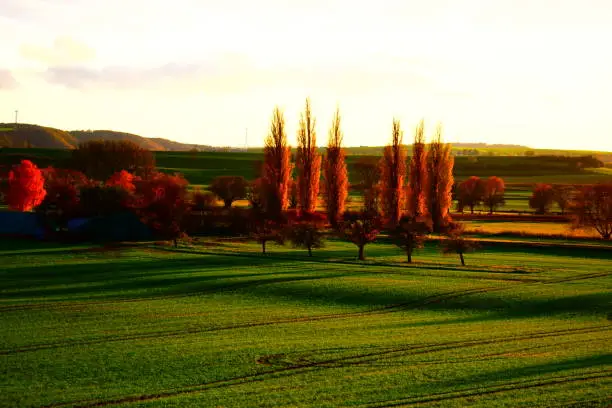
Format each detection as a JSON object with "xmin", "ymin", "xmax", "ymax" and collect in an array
[{"xmin": 0, "ymin": 124, "xmax": 200, "ymax": 151}]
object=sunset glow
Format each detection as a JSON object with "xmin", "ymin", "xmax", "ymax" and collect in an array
[{"xmin": 1, "ymin": 0, "xmax": 611, "ymax": 151}]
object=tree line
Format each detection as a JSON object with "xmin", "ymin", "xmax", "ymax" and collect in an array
[{"xmin": 1, "ymin": 100, "xmax": 611, "ymax": 264}]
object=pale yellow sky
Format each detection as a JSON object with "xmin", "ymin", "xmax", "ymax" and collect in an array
[{"xmin": 1, "ymin": 0, "xmax": 611, "ymax": 151}]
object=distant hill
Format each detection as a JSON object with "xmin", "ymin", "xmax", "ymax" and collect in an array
[{"xmin": 0, "ymin": 124, "xmax": 201, "ymax": 151}]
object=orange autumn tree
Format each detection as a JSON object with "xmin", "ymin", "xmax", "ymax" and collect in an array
[
  {"xmin": 482, "ymin": 176, "xmax": 506, "ymax": 214},
  {"xmin": 379, "ymin": 119, "xmax": 407, "ymax": 228},
  {"xmin": 408, "ymin": 119, "xmax": 427, "ymax": 217},
  {"xmin": 6, "ymin": 160, "xmax": 46, "ymax": 211},
  {"xmin": 106, "ymin": 170, "xmax": 136, "ymax": 193},
  {"xmin": 323, "ymin": 107, "xmax": 348, "ymax": 227},
  {"xmin": 425, "ymin": 124, "xmax": 454, "ymax": 232},
  {"xmin": 296, "ymin": 98, "xmax": 321, "ymax": 214},
  {"xmin": 262, "ymin": 107, "xmax": 292, "ymax": 219}
]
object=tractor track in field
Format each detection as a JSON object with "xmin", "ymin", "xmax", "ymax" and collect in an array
[
  {"xmin": 0, "ymin": 285, "xmax": 512, "ymax": 355},
  {"xmin": 2, "ymin": 269, "xmax": 610, "ymax": 356},
  {"xmin": 357, "ymin": 371, "xmax": 612, "ymax": 407},
  {"xmin": 36, "ymin": 325, "xmax": 611, "ymax": 408},
  {"xmin": 258, "ymin": 325, "xmax": 611, "ymax": 369}
]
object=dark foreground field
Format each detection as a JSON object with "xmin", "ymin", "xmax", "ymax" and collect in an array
[{"xmin": 1, "ymin": 238, "xmax": 610, "ymax": 407}]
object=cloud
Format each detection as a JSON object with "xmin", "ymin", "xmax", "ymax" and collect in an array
[
  {"xmin": 0, "ymin": 70, "xmax": 19, "ymax": 90},
  {"xmin": 41, "ymin": 53, "xmax": 434, "ymax": 96},
  {"xmin": 21, "ymin": 36, "xmax": 95, "ymax": 65}
]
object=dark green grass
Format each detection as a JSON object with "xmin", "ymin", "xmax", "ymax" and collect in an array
[{"xmin": 1, "ymin": 238, "xmax": 610, "ymax": 407}]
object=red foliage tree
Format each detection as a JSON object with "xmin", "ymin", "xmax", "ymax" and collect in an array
[
  {"xmin": 323, "ymin": 107, "xmax": 349, "ymax": 227},
  {"xmin": 6, "ymin": 160, "xmax": 46, "ymax": 211},
  {"xmin": 408, "ymin": 119, "xmax": 427, "ymax": 217},
  {"xmin": 570, "ymin": 183, "xmax": 612, "ymax": 239},
  {"xmin": 134, "ymin": 172, "xmax": 189, "ymax": 247},
  {"xmin": 296, "ymin": 98, "xmax": 321, "ymax": 213},
  {"xmin": 379, "ymin": 119, "xmax": 407, "ymax": 229},
  {"xmin": 106, "ymin": 170, "xmax": 137, "ymax": 193},
  {"xmin": 529, "ymin": 183, "xmax": 554, "ymax": 214},
  {"xmin": 38, "ymin": 167, "xmax": 91, "ymax": 223},
  {"xmin": 457, "ymin": 176, "xmax": 485, "ymax": 214},
  {"xmin": 482, "ymin": 176, "xmax": 505, "ymax": 214},
  {"xmin": 425, "ymin": 124, "xmax": 454, "ymax": 231},
  {"xmin": 262, "ymin": 107, "xmax": 293, "ymax": 218},
  {"xmin": 338, "ymin": 211, "xmax": 380, "ymax": 260}
]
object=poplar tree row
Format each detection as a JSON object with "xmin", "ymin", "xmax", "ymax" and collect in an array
[{"xmin": 258, "ymin": 98, "xmax": 455, "ymax": 233}]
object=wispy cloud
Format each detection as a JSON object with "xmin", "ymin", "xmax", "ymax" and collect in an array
[
  {"xmin": 0, "ymin": 69, "xmax": 19, "ymax": 90},
  {"xmin": 20, "ymin": 36, "xmax": 95, "ymax": 65}
]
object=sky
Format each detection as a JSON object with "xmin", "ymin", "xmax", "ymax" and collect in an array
[{"xmin": 1, "ymin": 0, "xmax": 611, "ymax": 151}]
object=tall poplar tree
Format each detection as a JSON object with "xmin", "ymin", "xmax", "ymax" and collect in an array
[
  {"xmin": 296, "ymin": 98, "xmax": 321, "ymax": 213},
  {"xmin": 323, "ymin": 107, "xmax": 348, "ymax": 227}
]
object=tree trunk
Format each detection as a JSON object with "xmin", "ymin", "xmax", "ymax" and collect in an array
[
  {"xmin": 459, "ymin": 252, "xmax": 465, "ymax": 266},
  {"xmin": 262, "ymin": 240, "xmax": 266, "ymax": 254},
  {"xmin": 489, "ymin": 205, "xmax": 493, "ymax": 215},
  {"xmin": 358, "ymin": 245, "xmax": 365, "ymax": 261},
  {"xmin": 224, "ymin": 199, "xmax": 232, "ymax": 209},
  {"xmin": 407, "ymin": 249, "xmax": 412, "ymax": 263},
  {"xmin": 173, "ymin": 238, "xmax": 178, "ymax": 248},
  {"xmin": 470, "ymin": 205, "xmax": 474, "ymax": 214},
  {"xmin": 308, "ymin": 246, "xmax": 312, "ymax": 257}
]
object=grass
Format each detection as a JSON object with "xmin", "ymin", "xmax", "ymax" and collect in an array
[{"xmin": 1, "ymin": 237, "xmax": 610, "ymax": 407}]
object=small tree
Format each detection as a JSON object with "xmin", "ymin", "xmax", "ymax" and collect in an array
[
  {"xmin": 457, "ymin": 176, "xmax": 485, "ymax": 214},
  {"xmin": 482, "ymin": 176, "xmax": 505, "ymax": 214},
  {"xmin": 208, "ymin": 176, "xmax": 248, "ymax": 208},
  {"xmin": 250, "ymin": 217, "xmax": 285, "ymax": 254},
  {"xmin": 323, "ymin": 107, "xmax": 349, "ymax": 227},
  {"xmin": 392, "ymin": 215, "xmax": 432, "ymax": 263},
  {"xmin": 529, "ymin": 183, "xmax": 555, "ymax": 214},
  {"xmin": 441, "ymin": 223, "xmax": 478, "ymax": 266},
  {"xmin": 553, "ymin": 185, "xmax": 574, "ymax": 215},
  {"xmin": 286, "ymin": 220, "xmax": 325, "ymax": 257},
  {"xmin": 338, "ymin": 211, "xmax": 380, "ymax": 260},
  {"xmin": 570, "ymin": 183, "xmax": 612, "ymax": 239},
  {"xmin": 379, "ymin": 119, "xmax": 407, "ymax": 229},
  {"xmin": 6, "ymin": 160, "xmax": 46, "ymax": 211}
]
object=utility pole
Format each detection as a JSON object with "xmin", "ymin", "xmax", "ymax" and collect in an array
[
  {"xmin": 14, "ymin": 110, "xmax": 18, "ymax": 128},
  {"xmin": 245, "ymin": 128, "xmax": 248, "ymax": 152}
]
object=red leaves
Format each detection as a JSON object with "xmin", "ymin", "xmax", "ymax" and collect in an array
[
  {"xmin": 529, "ymin": 183, "xmax": 555, "ymax": 214},
  {"xmin": 6, "ymin": 160, "xmax": 46, "ymax": 212},
  {"xmin": 570, "ymin": 183, "xmax": 612, "ymax": 239},
  {"xmin": 106, "ymin": 170, "xmax": 136, "ymax": 193},
  {"xmin": 134, "ymin": 172, "xmax": 189, "ymax": 240}
]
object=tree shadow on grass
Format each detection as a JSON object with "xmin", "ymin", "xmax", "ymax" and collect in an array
[{"xmin": 447, "ymin": 353, "xmax": 612, "ymax": 388}]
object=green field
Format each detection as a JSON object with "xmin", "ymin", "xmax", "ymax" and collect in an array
[{"xmin": 1, "ymin": 238, "xmax": 610, "ymax": 407}]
